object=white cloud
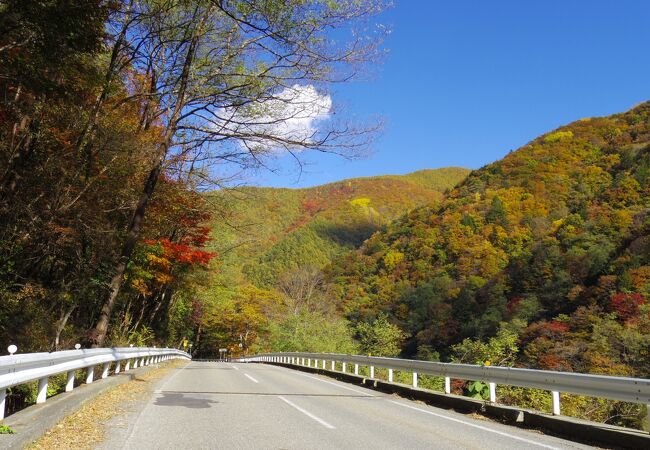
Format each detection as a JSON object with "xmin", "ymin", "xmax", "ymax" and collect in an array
[{"xmin": 219, "ymin": 84, "xmax": 332, "ymax": 151}]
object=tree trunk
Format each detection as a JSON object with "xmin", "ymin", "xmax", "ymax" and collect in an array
[
  {"xmin": 1, "ymin": 115, "xmax": 36, "ymax": 205},
  {"xmin": 77, "ymin": 7, "xmax": 131, "ymax": 180},
  {"xmin": 147, "ymin": 288, "xmax": 168, "ymax": 327},
  {"xmin": 193, "ymin": 324, "xmax": 202, "ymax": 357},
  {"xmin": 89, "ymin": 23, "xmax": 202, "ymax": 347},
  {"xmin": 90, "ymin": 158, "xmax": 164, "ymax": 346},
  {"xmin": 53, "ymin": 304, "xmax": 76, "ymax": 351},
  {"xmin": 130, "ymin": 296, "xmax": 148, "ymax": 334}
]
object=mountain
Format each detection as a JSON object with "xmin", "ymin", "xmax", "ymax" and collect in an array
[
  {"xmin": 204, "ymin": 167, "xmax": 470, "ymax": 288},
  {"xmin": 331, "ymin": 102, "xmax": 650, "ymax": 382}
]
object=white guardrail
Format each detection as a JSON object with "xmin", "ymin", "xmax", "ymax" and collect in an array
[
  {"xmin": 241, "ymin": 352, "xmax": 650, "ymax": 418},
  {"xmin": 0, "ymin": 346, "xmax": 190, "ymax": 419}
]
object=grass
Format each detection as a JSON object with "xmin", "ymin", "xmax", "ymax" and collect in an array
[{"xmin": 0, "ymin": 424, "xmax": 16, "ymax": 434}]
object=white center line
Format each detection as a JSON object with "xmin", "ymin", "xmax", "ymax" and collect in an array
[
  {"xmin": 230, "ymin": 365, "xmax": 239, "ymax": 371},
  {"xmin": 387, "ymin": 400, "xmax": 561, "ymax": 450},
  {"xmin": 278, "ymin": 396, "xmax": 335, "ymax": 429},
  {"xmin": 244, "ymin": 373, "xmax": 259, "ymax": 383}
]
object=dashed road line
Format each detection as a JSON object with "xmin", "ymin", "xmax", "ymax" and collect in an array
[
  {"xmin": 284, "ymin": 369, "xmax": 374, "ymax": 397},
  {"xmin": 278, "ymin": 396, "xmax": 335, "ymax": 429},
  {"xmin": 243, "ymin": 373, "xmax": 259, "ymax": 383}
]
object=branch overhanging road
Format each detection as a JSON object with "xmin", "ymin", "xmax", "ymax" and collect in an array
[{"xmin": 99, "ymin": 361, "xmax": 593, "ymax": 450}]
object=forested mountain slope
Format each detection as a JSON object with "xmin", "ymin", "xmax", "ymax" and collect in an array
[
  {"xmin": 205, "ymin": 168, "xmax": 469, "ymax": 288},
  {"xmin": 331, "ymin": 102, "xmax": 650, "ymax": 379},
  {"xmin": 196, "ymin": 168, "xmax": 468, "ymax": 356}
]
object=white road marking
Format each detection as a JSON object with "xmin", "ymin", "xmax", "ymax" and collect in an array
[
  {"xmin": 278, "ymin": 396, "xmax": 336, "ymax": 429},
  {"xmin": 230, "ymin": 365, "xmax": 239, "ymax": 371},
  {"xmin": 244, "ymin": 373, "xmax": 259, "ymax": 383},
  {"xmin": 283, "ymin": 368, "xmax": 373, "ymax": 397},
  {"xmin": 387, "ymin": 400, "xmax": 561, "ymax": 450}
]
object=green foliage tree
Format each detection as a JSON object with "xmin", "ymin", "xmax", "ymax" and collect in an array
[
  {"xmin": 268, "ymin": 312, "xmax": 358, "ymax": 354},
  {"xmin": 451, "ymin": 321, "xmax": 522, "ymax": 366},
  {"xmin": 356, "ymin": 313, "xmax": 405, "ymax": 357}
]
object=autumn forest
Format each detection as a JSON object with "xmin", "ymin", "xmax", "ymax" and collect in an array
[{"xmin": 1, "ymin": 0, "xmax": 649, "ymax": 429}]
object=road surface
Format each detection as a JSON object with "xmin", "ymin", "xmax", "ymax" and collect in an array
[{"xmin": 100, "ymin": 361, "xmax": 592, "ymax": 449}]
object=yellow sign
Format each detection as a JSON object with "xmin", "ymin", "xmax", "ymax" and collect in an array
[{"xmin": 183, "ymin": 340, "xmax": 188, "ymax": 348}]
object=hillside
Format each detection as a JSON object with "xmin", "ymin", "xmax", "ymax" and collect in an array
[
  {"xmin": 195, "ymin": 168, "xmax": 468, "ymax": 360},
  {"xmin": 331, "ymin": 102, "xmax": 650, "ymax": 392},
  {"xmin": 204, "ymin": 167, "xmax": 470, "ymax": 288}
]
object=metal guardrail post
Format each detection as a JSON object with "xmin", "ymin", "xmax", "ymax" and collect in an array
[
  {"xmin": 86, "ymin": 366, "xmax": 95, "ymax": 384},
  {"xmin": 0, "ymin": 389, "xmax": 6, "ymax": 420},
  {"xmin": 370, "ymin": 366, "xmax": 375, "ymax": 379},
  {"xmin": 66, "ymin": 370, "xmax": 75, "ymax": 392},
  {"xmin": 102, "ymin": 362, "xmax": 110, "ymax": 379},
  {"xmin": 36, "ymin": 377, "xmax": 48, "ymax": 404},
  {"xmin": 489, "ymin": 382, "xmax": 496, "ymax": 403},
  {"xmin": 552, "ymin": 391, "xmax": 561, "ymax": 415}
]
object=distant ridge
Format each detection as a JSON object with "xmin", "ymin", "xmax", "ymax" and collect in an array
[{"xmin": 204, "ymin": 166, "xmax": 470, "ymax": 288}]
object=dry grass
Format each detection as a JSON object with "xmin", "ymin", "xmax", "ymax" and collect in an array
[{"xmin": 28, "ymin": 359, "xmax": 187, "ymax": 450}]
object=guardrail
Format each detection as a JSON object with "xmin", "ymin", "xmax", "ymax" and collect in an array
[
  {"xmin": 241, "ymin": 352, "xmax": 650, "ymax": 420},
  {"xmin": 0, "ymin": 346, "xmax": 190, "ymax": 419}
]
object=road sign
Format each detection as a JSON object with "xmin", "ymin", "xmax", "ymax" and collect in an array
[
  {"xmin": 219, "ymin": 348, "xmax": 227, "ymax": 352},
  {"xmin": 183, "ymin": 339, "xmax": 188, "ymax": 348}
]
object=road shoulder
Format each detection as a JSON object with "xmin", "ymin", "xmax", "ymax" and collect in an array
[{"xmin": 0, "ymin": 360, "xmax": 188, "ymax": 450}]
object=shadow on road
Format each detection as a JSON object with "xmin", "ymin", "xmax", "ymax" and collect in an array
[{"xmin": 154, "ymin": 393, "xmax": 218, "ymax": 409}]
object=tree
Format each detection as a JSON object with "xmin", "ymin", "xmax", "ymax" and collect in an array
[
  {"xmin": 89, "ymin": 0, "xmax": 388, "ymax": 346},
  {"xmin": 356, "ymin": 313, "xmax": 405, "ymax": 357},
  {"xmin": 451, "ymin": 321, "xmax": 522, "ymax": 366},
  {"xmin": 268, "ymin": 312, "xmax": 358, "ymax": 354},
  {"xmin": 485, "ymin": 196, "xmax": 508, "ymax": 225},
  {"xmin": 0, "ymin": 0, "xmax": 157, "ymax": 351},
  {"xmin": 278, "ymin": 265, "xmax": 326, "ymax": 315}
]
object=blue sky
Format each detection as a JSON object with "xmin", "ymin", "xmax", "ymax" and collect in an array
[{"xmin": 251, "ymin": 0, "xmax": 650, "ymax": 188}]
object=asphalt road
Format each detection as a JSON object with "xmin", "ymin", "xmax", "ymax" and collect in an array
[{"xmin": 100, "ymin": 361, "xmax": 593, "ymax": 450}]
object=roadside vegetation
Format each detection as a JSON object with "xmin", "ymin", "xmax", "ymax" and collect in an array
[{"xmin": 1, "ymin": 0, "xmax": 648, "ymax": 431}]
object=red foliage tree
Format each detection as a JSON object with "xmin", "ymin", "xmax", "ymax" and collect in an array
[{"xmin": 610, "ymin": 293, "xmax": 646, "ymax": 321}]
